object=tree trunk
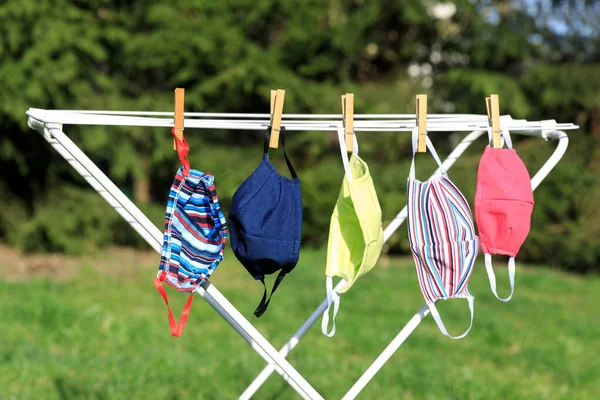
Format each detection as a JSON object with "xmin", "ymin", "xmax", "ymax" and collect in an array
[
  {"xmin": 586, "ymin": 109, "xmax": 600, "ymax": 171},
  {"xmin": 133, "ymin": 151, "xmax": 151, "ymax": 204}
]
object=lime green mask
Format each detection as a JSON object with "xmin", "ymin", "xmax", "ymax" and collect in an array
[{"xmin": 321, "ymin": 128, "xmax": 384, "ymax": 337}]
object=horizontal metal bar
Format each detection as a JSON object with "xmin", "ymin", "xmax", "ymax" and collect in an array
[
  {"xmin": 26, "ymin": 108, "xmax": 496, "ymax": 119},
  {"xmin": 26, "ymin": 111, "xmax": 578, "ymax": 134}
]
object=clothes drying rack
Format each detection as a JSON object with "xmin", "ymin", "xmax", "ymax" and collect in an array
[{"xmin": 26, "ymin": 108, "xmax": 577, "ymax": 400}]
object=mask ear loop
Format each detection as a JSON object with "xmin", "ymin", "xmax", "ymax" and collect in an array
[
  {"xmin": 321, "ymin": 126, "xmax": 359, "ymax": 337},
  {"xmin": 152, "ymin": 271, "xmax": 194, "ymax": 337},
  {"xmin": 321, "ymin": 274, "xmax": 341, "ymax": 337},
  {"xmin": 351, "ymin": 129, "xmax": 359, "ymax": 155},
  {"xmin": 409, "ymin": 126, "xmax": 446, "ymax": 180},
  {"xmin": 335, "ymin": 126, "xmax": 358, "ymax": 182},
  {"xmin": 484, "ymin": 254, "xmax": 515, "ymax": 302},
  {"xmin": 487, "ymin": 127, "xmax": 513, "ymax": 149},
  {"xmin": 171, "ymin": 127, "xmax": 191, "ymax": 176},
  {"xmin": 501, "ymin": 128, "xmax": 513, "ymax": 149},
  {"xmin": 428, "ymin": 296, "xmax": 474, "ymax": 340}
]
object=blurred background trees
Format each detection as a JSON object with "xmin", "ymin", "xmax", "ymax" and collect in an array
[{"xmin": 1, "ymin": 0, "xmax": 598, "ymax": 272}]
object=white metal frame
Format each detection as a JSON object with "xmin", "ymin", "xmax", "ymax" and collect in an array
[{"xmin": 27, "ymin": 108, "xmax": 576, "ymax": 400}]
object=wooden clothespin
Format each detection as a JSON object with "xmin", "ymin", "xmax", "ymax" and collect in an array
[
  {"xmin": 486, "ymin": 94, "xmax": 501, "ymax": 148},
  {"xmin": 341, "ymin": 93, "xmax": 354, "ymax": 152},
  {"xmin": 416, "ymin": 94, "xmax": 428, "ymax": 153},
  {"xmin": 173, "ymin": 88, "xmax": 185, "ymax": 150},
  {"xmin": 269, "ymin": 89, "xmax": 286, "ymax": 148}
]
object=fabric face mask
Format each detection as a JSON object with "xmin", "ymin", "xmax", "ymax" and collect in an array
[
  {"xmin": 321, "ymin": 128, "xmax": 384, "ymax": 337},
  {"xmin": 475, "ymin": 129, "xmax": 534, "ymax": 302},
  {"xmin": 154, "ymin": 166, "xmax": 228, "ymax": 337},
  {"xmin": 228, "ymin": 126, "xmax": 302, "ymax": 318},
  {"xmin": 407, "ymin": 127, "xmax": 479, "ymax": 339}
]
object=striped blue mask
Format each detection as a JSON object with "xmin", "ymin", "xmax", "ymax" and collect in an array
[
  {"xmin": 406, "ymin": 127, "xmax": 479, "ymax": 339},
  {"xmin": 153, "ymin": 167, "xmax": 228, "ymax": 337}
]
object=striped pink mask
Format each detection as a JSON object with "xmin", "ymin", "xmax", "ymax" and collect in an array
[
  {"xmin": 407, "ymin": 128, "xmax": 479, "ymax": 339},
  {"xmin": 475, "ymin": 129, "xmax": 534, "ymax": 302}
]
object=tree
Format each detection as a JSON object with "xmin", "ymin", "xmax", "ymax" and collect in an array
[{"xmin": 0, "ymin": 0, "xmax": 598, "ymax": 271}]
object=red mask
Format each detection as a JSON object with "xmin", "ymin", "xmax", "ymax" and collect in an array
[{"xmin": 474, "ymin": 129, "xmax": 534, "ymax": 302}]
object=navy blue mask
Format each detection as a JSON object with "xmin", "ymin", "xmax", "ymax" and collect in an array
[{"xmin": 228, "ymin": 127, "xmax": 302, "ymax": 317}]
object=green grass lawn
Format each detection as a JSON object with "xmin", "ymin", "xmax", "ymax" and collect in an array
[{"xmin": 1, "ymin": 247, "xmax": 599, "ymax": 400}]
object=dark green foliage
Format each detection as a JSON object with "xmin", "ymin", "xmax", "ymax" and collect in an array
[
  {"xmin": 0, "ymin": 0, "xmax": 599, "ymax": 272},
  {"xmin": 12, "ymin": 186, "xmax": 121, "ymax": 254}
]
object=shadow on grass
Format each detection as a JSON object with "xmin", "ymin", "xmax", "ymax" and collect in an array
[{"xmin": 55, "ymin": 377, "xmax": 107, "ymax": 400}]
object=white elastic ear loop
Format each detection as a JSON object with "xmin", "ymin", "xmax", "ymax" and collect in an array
[
  {"xmin": 351, "ymin": 130, "xmax": 359, "ymax": 155},
  {"xmin": 487, "ymin": 127, "xmax": 513, "ymax": 149},
  {"xmin": 336, "ymin": 127, "xmax": 354, "ymax": 181},
  {"xmin": 321, "ymin": 276, "xmax": 341, "ymax": 337},
  {"xmin": 484, "ymin": 253, "xmax": 515, "ymax": 302},
  {"xmin": 501, "ymin": 129, "xmax": 513, "ymax": 149},
  {"xmin": 409, "ymin": 126, "xmax": 418, "ymax": 179},
  {"xmin": 409, "ymin": 126, "xmax": 446, "ymax": 180},
  {"xmin": 428, "ymin": 297, "xmax": 474, "ymax": 340}
]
